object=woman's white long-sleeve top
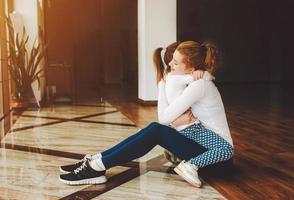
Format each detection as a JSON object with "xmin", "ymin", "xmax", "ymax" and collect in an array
[{"xmin": 157, "ymin": 72, "xmax": 233, "ymax": 146}]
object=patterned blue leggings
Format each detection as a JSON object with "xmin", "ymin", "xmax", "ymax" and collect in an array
[{"xmin": 179, "ymin": 123, "xmax": 233, "ymax": 168}]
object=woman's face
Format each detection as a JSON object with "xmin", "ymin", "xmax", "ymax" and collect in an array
[{"xmin": 169, "ymin": 50, "xmax": 194, "ymax": 75}]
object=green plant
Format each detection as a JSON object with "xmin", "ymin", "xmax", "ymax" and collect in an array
[{"xmin": 5, "ymin": 16, "xmax": 46, "ymax": 100}]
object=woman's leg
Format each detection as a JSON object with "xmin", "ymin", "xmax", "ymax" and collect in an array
[
  {"xmin": 183, "ymin": 123, "xmax": 233, "ymax": 168},
  {"xmin": 170, "ymin": 123, "xmax": 233, "ymax": 188},
  {"xmin": 101, "ymin": 122, "xmax": 207, "ymax": 169}
]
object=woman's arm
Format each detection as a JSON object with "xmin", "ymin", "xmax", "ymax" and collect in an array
[{"xmin": 158, "ymin": 80, "xmax": 205, "ymax": 125}]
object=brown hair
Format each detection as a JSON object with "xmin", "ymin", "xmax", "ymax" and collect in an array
[
  {"xmin": 153, "ymin": 42, "xmax": 181, "ymax": 83},
  {"xmin": 176, "ymin": 41, "xmax": 219, "ymax": 73}
]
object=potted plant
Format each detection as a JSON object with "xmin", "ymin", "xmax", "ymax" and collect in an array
[{"xmin": 5, "ymin": 16, "xmax": 46, "ymax": 108}]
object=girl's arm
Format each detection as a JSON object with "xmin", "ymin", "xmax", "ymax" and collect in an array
[
  {"xmin": 158, "ymin": 79, "xmax": 197, "ymax": 127},
  {"xmin": 192, "ymin": 70, "xmax": 205, "ymax": 81},
  {"xmin": 158, "ymin": 80, "xmax": 205, "ymax": 125},
  {"xmin": 157, "ymin": 80, "xmax": 169, "ymax": 124},
  {"xmin": 170, "ymin": 108, "xmax": 197, "ymax": 128},
  {"xmin": 169, "ymin": 71, "xmax": 205, "ymax": 127}
]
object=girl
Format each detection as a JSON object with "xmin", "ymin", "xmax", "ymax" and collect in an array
[{"xmin": 153, "ymin": 42, "xmax": 209, "ymax": 165}]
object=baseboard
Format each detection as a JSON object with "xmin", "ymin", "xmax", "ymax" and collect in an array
[{"xmin": 137, "ymin": 98, "xmax": 157, "ymax": 106}]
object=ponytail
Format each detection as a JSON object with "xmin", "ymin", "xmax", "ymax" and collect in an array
[
  {"xmin": 153, "ymin": 47, "xmax": 165, "ymax": 83},
  {"xmin": 202, "ymin": 42, "xmax": 218, "ymax": 73}
]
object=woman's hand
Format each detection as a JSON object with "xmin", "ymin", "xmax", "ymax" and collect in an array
[
  {"xmin": 171, "ymin": 108, "xmax": 198, "ymax": 127},
  {"xmin": 191, "ymin": 70, "xmax": 205, "ymax": 80}
]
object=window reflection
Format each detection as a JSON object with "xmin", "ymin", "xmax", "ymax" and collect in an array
[{"xmin": 0, "ymin": 0, "xmax": 10, "ymax": 137}]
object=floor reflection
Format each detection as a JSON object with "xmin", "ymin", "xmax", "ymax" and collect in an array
[{"xmin": 0, "ymin": 101, "xmax": 226, "ymax": 200}]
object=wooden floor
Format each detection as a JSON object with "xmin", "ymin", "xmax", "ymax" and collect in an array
[
  {"xmin": 100, "ymin": 83, "xmax": 294, "ymax": 200},
  {"xmin": 1, "ymin": 94, "xmax": 227, "ymax": 199},
  {"xmin": 0, "ymin": 83, "xmax": 293, "ymax": 199}
]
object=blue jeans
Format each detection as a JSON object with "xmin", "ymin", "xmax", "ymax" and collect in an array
[{"xmin": 101, "ymin": 122, "xmax": 207, "ymax": 169}]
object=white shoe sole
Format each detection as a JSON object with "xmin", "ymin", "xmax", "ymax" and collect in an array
[
  {"xmin": 59, "ymin": 176, "xmax": 107, "ymax": 185},
  {"xmin": 59, "ymin": 167, "xmax": 71, "ymax": 174},
  {"xmin": 174, "ymin": 167, "xmax": 201, "ymax": 188}
]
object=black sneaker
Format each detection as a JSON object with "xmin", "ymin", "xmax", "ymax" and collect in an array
[
  {"xmin": 59, "ymin": 154, "xmax": 92, "ymax": 173},
  {"xmin": 59, "ymin": 160, "xmax": 107, "ymax": 185}
]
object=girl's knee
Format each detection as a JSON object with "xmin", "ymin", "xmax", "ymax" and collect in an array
[
  {"xmin": 145, "ymin": 122, "xmax": 162, "ymax": 135},
  {"xmin": 148, "ymin": 122, "xmax": 160, "ymax": 127}
]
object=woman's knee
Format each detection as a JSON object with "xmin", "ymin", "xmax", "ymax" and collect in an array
[
  {"xmin": 228, "ymin": 146, "xmax": 234, "ymax": 158},
  {"xmin": 222, "ymin": 146, "xmax": 234, "ymax": 160}
]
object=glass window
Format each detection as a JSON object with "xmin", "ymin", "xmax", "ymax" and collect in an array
[
  {"xmin": 0, "ymin": 0, "xmax": 9, "ymax": 136},
  {"xmin": 0, "ymin": 0, "xmax": 4, "ymax": 117},
  {"xmin": 0, "ymin": 0, "xmax": 5, "ymax": 137},
  {"xmin": 0, "ymin": 83, "xmax": 3, "ymax": 117}
]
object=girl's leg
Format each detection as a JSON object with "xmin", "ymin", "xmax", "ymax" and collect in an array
[
  {"xmin": 102, "ymin": 122, "xmax": 207, "ymax": 169},
  {"xmin": 59, "ymin": 122, "xmax": 207, "ymax": 185},
  {"xmin": 101, "ymin": 127, "xmax": 147, "ymax": 157},
  {"xmin": 185, "ymin": 124, "xmax": 233, "ymax": 168}
]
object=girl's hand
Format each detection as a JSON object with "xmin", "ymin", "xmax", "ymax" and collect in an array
[
  {"xmin": 171, "ymin": 108, "xmax": 198, "ymax": 127},
  {"xmin": 192, "ymin": 70, "xmax": 205, "ymax": 81},
  {"xmin": 162, "ymin": 73, "xmax": 168, "ymax": 82}
]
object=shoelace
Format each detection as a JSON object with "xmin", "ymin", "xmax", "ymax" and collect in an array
[
  {"xmin": 75, "ymin": 155, "xmax": 91, "ymax": 166},
  {"xmin": 81, "ymin": 156, "xmax": 88, "ymax": 162},
  {"xmin": 74, "ymin": 161, "xmax": 87, "ymax": 174}
]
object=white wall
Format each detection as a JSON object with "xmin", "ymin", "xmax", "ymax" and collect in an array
[
  {"xmin": 138, "ymin": 0, "xmax": 177, "ymax": 101},
  {"xmin": 13, "ymin": 0, "xmax": 44, "ymax": 102}
]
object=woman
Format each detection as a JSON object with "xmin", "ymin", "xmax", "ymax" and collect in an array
[
  {"xmin": 157, "ymin": 41, "xmax": 234, "ymax": 187},
  {"xmin": 59, "ymin": 41, "xmax": 233, "ymax": 188}
]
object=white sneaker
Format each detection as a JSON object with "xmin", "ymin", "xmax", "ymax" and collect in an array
[{"xmin": 174, "ymin": 160, "xmax": 202, "ymax": 187}]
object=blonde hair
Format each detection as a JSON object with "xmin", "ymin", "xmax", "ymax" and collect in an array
[{"xmin": 176, "ymin": 41, "xmax": 219, "ymax": 73}]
